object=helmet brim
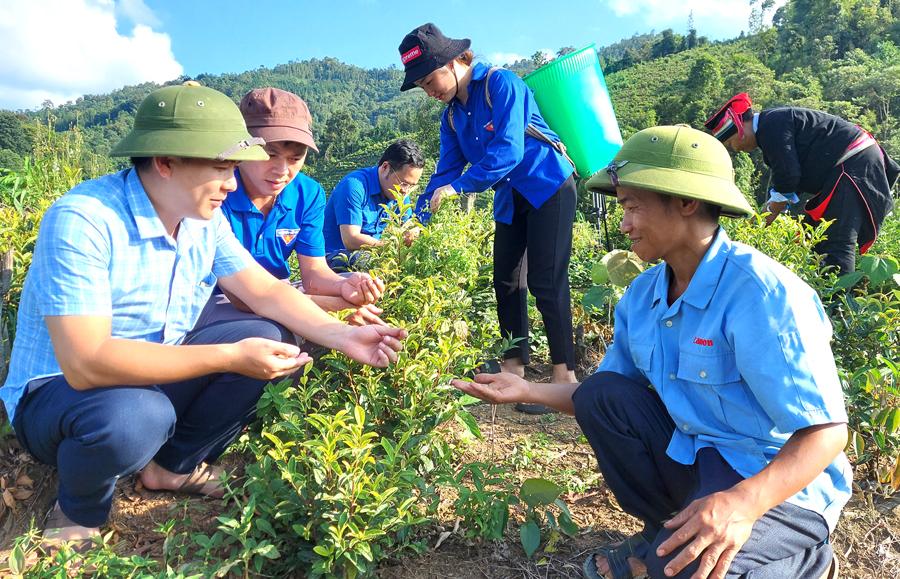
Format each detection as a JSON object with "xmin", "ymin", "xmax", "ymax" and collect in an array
[
  {"xmin": 110, "ymin": 128, "xmax": 269, "ymax": 161},
  {"xmin": 586, "ymin": 162, "xmax": 754, "ymax": 219}
]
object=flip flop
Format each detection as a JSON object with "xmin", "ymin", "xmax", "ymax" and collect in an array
[
  {"xmin": 40, "ymin": 502, "xmax": 100, "ymax": 554},
  {"xmin": 173, "ymin": 463, "xmax": 227, "ymax": 499},
  {"xmin": 583, "ymin": 534, "xmax": 649, "ymax": 579},
  {"xmin": 820, "ymin": 554, "xmax": 839, "ymax": 579}
]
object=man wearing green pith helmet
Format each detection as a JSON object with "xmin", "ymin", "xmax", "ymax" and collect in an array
[
  {"xmin": 453, "ymin": 126, "xmax": 849, "ymax": 578},
  {"xmin": 0, "ymin": 81, "xmax": 407, "ymax": 548}
]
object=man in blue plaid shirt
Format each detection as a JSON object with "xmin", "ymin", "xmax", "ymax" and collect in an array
[{"xmin": 0, "ymin": 82, "xmax": 406, "ymax": 548}]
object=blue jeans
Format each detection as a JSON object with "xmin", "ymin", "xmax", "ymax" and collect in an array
[
  {"xmin": 573, "ymin": 372, "xmax": 833, "ymax": 578},
  {"xmin": 12, "ymin": 318, "xmax": 294, "ymax": 527}
]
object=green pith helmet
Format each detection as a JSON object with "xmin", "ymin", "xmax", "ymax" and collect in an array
[
  {"xmin": 110, "ymin": 81, "xmax": 268, "ymax": 161},
  {"xmin": 586, "ymin": 125, "xmax": 754, "ymax": 218}
]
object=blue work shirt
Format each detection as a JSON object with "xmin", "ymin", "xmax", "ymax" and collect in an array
[
  {"xmin": 595, "ymin": 228, "xmax": 852, "ymax": 532},
  {"xmin": 418, "ymin": 62, "xmax": 574, "ymax": 224},
  {"xmin": 323, "ymin": 166, "xmax": 410, "ymax": 253},
  {"xmin": 221, "ymin": 169, "xmax": 326, "ymax": 280},
  {"xmin": 1, "ymin": 168, "xmax": 253, "ymax": 424}
]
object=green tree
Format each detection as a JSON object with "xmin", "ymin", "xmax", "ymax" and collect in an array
[
  {"xmin": 531, "ymin": 50, "xmax": 549, "ymax": 68},
  {"xmin": 682, "ymin": 54, "xmax": 725, "ymax": 125},
  {"xmin": 319, "ymin": 109, "xmax": 362, "ymax": 161},
  {"xmin": 652, "ymin": 29, "xmax": 680, "ymax": 58},
  {"xmin": 0, "ymin": 112, "xmax": 35, "ymax": 157}
]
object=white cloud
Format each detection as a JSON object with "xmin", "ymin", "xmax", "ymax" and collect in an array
[
  {"xmin": 116, "ymin": 0, "xmax": 162, "ymax": 28},
  {"xmin": 602, "ymin": 0, "xmax": 787, "ymax": 35},
  {"xmin": 487, "ymin": 52, "xmax": 527, "ymax": 65},
  {"xmin": 0, "ymin": 0, "xmax": 182, "ymax": 110}
]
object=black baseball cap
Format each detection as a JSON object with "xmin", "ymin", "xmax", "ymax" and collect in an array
[{"xmin": 398, "ymin": 23, "xmax": 471, "ymax": 92}]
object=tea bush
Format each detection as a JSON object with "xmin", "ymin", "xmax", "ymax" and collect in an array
[
  {"xmin": 169, "ymin": 201, "xmax": 505, "ymax": 577},
  {"xmin": 1, "ymin": 129, "xmax": 898, "ymax": 576}
]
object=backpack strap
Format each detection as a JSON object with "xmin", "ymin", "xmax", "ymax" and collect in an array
[
  {"xmin": 447, "ymin": 66, "xmax": 578, "ymax": 176},
  {"xmin": 448, "ymin": 66, "xmax": 500, "ymax": 133}
]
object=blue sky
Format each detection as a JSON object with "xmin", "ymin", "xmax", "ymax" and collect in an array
[{"xmin": 0, "ymin": 0, "xmax": 782, "ymax": 110}]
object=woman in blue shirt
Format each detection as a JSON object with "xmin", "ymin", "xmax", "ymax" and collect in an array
[{"xmin": 398, "ymin": 23, "xmax": 578, "ymax": 398}]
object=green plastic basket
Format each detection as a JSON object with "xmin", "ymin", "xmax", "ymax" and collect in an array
[{"xmin": 524, "ymin": 45, "xmax": 623, "ymax": 178}]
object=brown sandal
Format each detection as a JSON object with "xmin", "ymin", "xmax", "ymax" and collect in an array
[
  {"xmin": 40, "ymin": 502, "xmax": 100, "ymax": 553},
  {"xmin": 173, "ymin": 463, "xmax": 227, "ymax": 499},
  {"xmin": 820, "ymin": 555, "xmax": 839, "ymax": 579}
]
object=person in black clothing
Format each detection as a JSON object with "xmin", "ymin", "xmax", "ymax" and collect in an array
[{"xmin": 705, "ymin": 92, "xmax": 898, "ymax": 274}]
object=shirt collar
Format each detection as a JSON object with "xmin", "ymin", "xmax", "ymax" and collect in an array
[
  {"xmin": 470, "ymin": 62, "xmax": 490, "ymax": 82},
  {"xmin": 365, "ymin": 166, "xmax": 387, "ymax": 198},
  {"xmin": 230, "ymin": 169, "xmax": 296, "ymax": 212},
  {"xmin": 125, "ymin": 168, "xmax": 169, "ymax": 240},
  {"xmin": 177, "ymin": 217, "xmax": 206, "ymax": 248},
  {"xmin": 753, "ymin": 112, "xmax": 760, "ymax": 133},
  {"xmin": 650, "ymin": 227, "xmax": 733, "ymax": 310}
]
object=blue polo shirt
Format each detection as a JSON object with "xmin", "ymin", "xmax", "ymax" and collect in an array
[
  {"xmin": 323, "ymin": 166, "xmax": 410, "ymax": 253},
  {"xmin": 595, "ymin": 228, "xmax": 852, "ymax": 532},
  {"xmin": 1, "ymin": 168, "xmax": 253, "ymax": 424},
  {"xmin": 221, "ymin": 170, "xmax": 326, "ymax": 280},
  {"xmin": 419, "ymin": 62, "xmax": 574, "ymax": 224}
]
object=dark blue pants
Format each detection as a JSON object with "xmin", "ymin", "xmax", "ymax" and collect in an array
[
  {"xmin": 572, "ymin": 372, "xmax": 833, "ymax": 578},
  {"xmin": 12, "ymin": 318, "xmax": 294, "ymax": 528},
  {"xmin": 325, "ymin": 249, "xmax": 371, "ymax": 273}
]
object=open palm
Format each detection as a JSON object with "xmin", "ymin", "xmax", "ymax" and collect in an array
[{"xmin": 451, "ymin": 372, "xmax": 530, "ymax": 405}]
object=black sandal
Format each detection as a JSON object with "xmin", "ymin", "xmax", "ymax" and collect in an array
[{"xmin": 582, "ymin": 534, "xmax": 649, "ymax": 579}]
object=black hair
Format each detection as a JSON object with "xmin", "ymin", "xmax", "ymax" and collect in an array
[
  {"xmin": 130, "ymin": 157, "xmax": 153, "ymax": 171},
  {"xmin": 379, "ymin": 139, "xmax": 425, "ymax": 170},
  {"xmin": 699, "ymin": 201, "xmax": 723, "ymax": 222}
]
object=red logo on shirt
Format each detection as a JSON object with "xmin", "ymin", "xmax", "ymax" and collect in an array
[
  {"xmin": 484, "ymin": 121, "xmax": 494, "ymax": 132},
  {"xmin": 276, "ymin": 228, "xmax": 299, "ymax": 245},
  {"xmin": 693, "ymin": 337, "xmax": 714, "ymax": 347},
  {"xmin": 401, "ymin": 46, "xmax": 422, "ymax": 64}
]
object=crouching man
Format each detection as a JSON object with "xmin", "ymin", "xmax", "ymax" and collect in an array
[
  {"xmin": 0, "ymin": 82, "xmax": 406, "ymax": 548},
  {"xmin": 453, "ymin": 126, "xmax": 849, "ymax": 578}
]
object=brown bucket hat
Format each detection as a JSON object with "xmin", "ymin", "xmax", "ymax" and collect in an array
[{"xmin": 239, "ymin": 88, "xmax": 319, "ymax": 153}]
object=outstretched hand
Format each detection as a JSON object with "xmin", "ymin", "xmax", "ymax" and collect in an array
[
  {"xmin": 346, "ymin": 303, "xmax": 386, "ymax": 326},
  {"xmin": 230, "ymin": 337, "xmax": 312, "ymax": 380},
  {"xmin": 341, "ymin": 272, "xmax": 385, "ymax": 305},
  {"xmin": 763, "ymin": 200, "xmax": 787, "ymax": 226},
  {"xmin": 339, "ymin": 324, "xmax": 407, "ymax": 367},
  {"xmin": 430, "ymin": 184, "xmax": 457, "ymax": 212},
  {"xmin": 450, "ymin": 371, "xmax": 531, "ymax": 405}
]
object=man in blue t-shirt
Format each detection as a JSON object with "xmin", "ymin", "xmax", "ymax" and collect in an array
[
  {"xmin": 453, "ymin": 127, "xmax": 848, "ymax": 579},
  {"xmin": 323, "ymin": 139, "xmax": 423, "ymax": 270},
  {"xmin": 202, "ymin": 88, "xmax": 385, "ymax": 327}
]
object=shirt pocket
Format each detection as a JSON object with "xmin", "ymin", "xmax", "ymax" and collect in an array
[
  {"xmin": 193, "ymin": 271, "xmax": 218, "ymax": 312},
  {"xmin": 677, "ymin": 351, "xmax": 741, "ymax": 384},
  {"xmin": 630, "ymin": 341, "xmax": 654, "ymax": 373},
  {"xmin": 677, "ymin": 351, "xmax": 763, "ymax": 437}
]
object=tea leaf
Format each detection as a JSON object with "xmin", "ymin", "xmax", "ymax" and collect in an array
[
  {"xmin": 520, "ymin": 478, "xmax": 562, "ymax": 508},
  {"xmin": 520, "ymin": 519, "xmax": 541, "ymax": 558},
  {"xmin": 455, "ymin": 410, "xmax": 483, "ymax": 439}
]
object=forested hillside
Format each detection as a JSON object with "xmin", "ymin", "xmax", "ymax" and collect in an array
[
  {"xmin": 1, "ymin": 0, "xmax": 900, "ymax": 197},
  {"xmin": 1, "ymin": 3, "xmax": 900, "ymax": 576}
]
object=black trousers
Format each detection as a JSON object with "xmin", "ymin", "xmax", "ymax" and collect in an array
[
  {"xmin": 572, "ymin": 372, "xmax": 833, "ymax": 578},
  {"xmin": 805, "ymin": 145, "xmax": 895, "ymax": 274},
  {"xmin": 493, "ymin": 176, "xmax": 576, "ymax": 369}
]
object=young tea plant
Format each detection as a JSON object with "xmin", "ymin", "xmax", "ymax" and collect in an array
[{"xmin": 516, "ymin": 478, "xmax": 579, "ymax": 559}]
